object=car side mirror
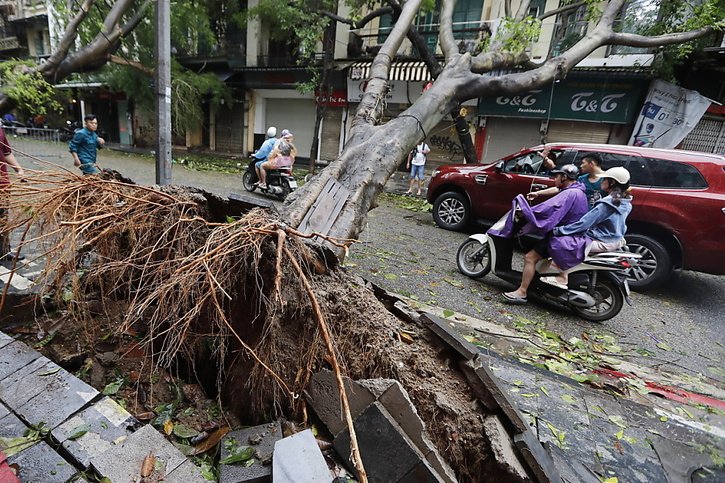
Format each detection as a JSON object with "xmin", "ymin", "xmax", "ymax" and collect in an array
[{"xmin": 495, "ymin": 161, "xmax": 504, "ymax": 173}]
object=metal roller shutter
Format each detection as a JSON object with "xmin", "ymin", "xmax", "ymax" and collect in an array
[
  {"xmin": 214, "ymin": 101, "xmax": 244, "ymax": 153},
  {"xmin": 547, "ymin": 121, "xmax": 610, "ymax": 144},
  {"xmin": 320, "ymin": 107, "xmax": 343, "ymax": 162},
  {"xmin": 266, "ymin": 98, "xmax": 316, "ymax": 157},
  {"xmin": 680, "ymin": 117, "xmax": 725, "ymax": 154},
  {"xmin": 482, "ymin": 118, "xmax": 541, "ymax": 163}
]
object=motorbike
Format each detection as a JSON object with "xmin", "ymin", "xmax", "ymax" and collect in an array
[
  {"xmin": 456, "ymin": 214, "xmax": 641, "ymax": 321},
  {"xmin": 59, "ymin": 120, "xmax": 80, "ymax": 142},
  {"xmin": 242, "ymin": 156, "xmax": 297, "ymax": 201}
]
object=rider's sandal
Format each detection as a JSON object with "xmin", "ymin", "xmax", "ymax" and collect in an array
[
  {"xmin": 540, "ymin": 276, "xmax": 568, "ymax": 290},
  {"xmin": 503, "ymin": 291, "xmax": 527, "ymax": 304}
]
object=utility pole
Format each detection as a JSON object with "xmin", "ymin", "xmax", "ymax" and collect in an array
[{"xmin": 155, "ymin": 0, "xmax": 172, "ymax": 185}]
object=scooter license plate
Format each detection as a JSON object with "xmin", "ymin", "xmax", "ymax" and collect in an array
[{"xmin": 288, "ymin": 180, "xmax": 298, "ymax": 189}]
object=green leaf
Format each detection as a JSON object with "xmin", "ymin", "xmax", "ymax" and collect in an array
[
  {"xmin": 561, "ymin": 394, "xmax": 576, "ymax": 404},
  {"xmin": 67, "ymin": 423, "xmax": 90, "ymax": 441},
  {"xmin": 608, "ymin": 415, "xmax": 627, "ymax": 429},
  {"xmin": 521, "ymin": 393, "xmax": 539, "ymax": 398},
  {"xmin": 220, "ymin": 446, "xmax": 255, "ymax": 465},
  {"xmin": 102, "ymin": 378, "xmax": 124, "ymax": 395},
  {"xmin": 615, "ymin": 429, "xmax": 624, "ymax": 440},
  {"xmin": 172, "ymin": 424, "xmax": 199, "ymax": 439},
  {"xmin": 656, "ymin": 342, "xmax": 672, "ymax": 351},
  {"xmin": 659, "ymin": 416, "xmax": 668, "ymax": 422},
  {"xmin": 0, "ymin": 435, "xmax": 39, "ymax": 456},
  {"xmin": 38, "ymin": 367, "xmax": 61, "ymax": 376},
  {"xmin": 442, "ymin": 309, "xmax": 454, "ymax": 318},
  {"xmin": 540, "ymin": 386, "xmax": 550, "ymax": 397},
  {"xmin": 383, "ymin": 273, "xmax": 398, "ymax": 280}
]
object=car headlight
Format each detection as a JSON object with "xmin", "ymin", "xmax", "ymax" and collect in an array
[{"xmin": 432, "ymin": 169, "xmax": 440, "ymax": 178}]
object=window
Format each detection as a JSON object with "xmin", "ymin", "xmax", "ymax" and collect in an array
[
  {"xmin": 504, "ymin": 150, "xmax": 565, "ymax": 175},
  {"xmin": 572, "ymin": 151, "xmax": 653, "ymax": 186},
  {"xmin": 646, "ymin": 159, "xmax": 707, "ymax": 189},
  {"xmin": 609, "ymin": 0, "xmax": 658, "ymax": 55},
  {"xmin": 377, "ymin": 13, "xmax": 394, "ymax": 44}
]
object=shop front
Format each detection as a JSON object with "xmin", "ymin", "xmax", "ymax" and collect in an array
[{"xmin": 477, "ymin": 74, "xmax": 648, "ymax": 163}]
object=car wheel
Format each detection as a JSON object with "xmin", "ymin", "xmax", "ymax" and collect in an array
[
  {"xmin": 432, "ymin": 192, "xmax": 470, "ymax": 231},
  {"xmin": 624, "ymin": 234, "xmax": 673, "ymax": 290}
]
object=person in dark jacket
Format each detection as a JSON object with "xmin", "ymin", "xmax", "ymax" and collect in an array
[{"xmin": 69, "ymin": 114, "xmax": 105, "ymax": 175}]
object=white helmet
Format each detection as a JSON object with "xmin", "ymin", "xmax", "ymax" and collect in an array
[
  {"xmin": 266, "ymin": 126, "xmax": 277, "ymax": 138},
  {"xmin": 596, "ymin": 166, "xmax": 630, "ymax": 184}
]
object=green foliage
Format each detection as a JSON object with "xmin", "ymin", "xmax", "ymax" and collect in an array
[
  {"xmin": 496, "ymin": 16, "xmax": 542, "ymax": 55},
  {"xmin": 0, "ymin": 60, "xmax": 62, "ymax": 115}
]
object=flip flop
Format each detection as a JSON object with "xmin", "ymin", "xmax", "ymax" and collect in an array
[
  {"xmin": 540, "ymin": 276, "xmax": 568, "ymax": 290},
  {"xmin": 503, "ymin": 292, "xmax": 527, "ymax": 304}
]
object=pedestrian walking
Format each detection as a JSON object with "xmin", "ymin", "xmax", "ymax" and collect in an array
[
  {"xmin": 0, "ymin": 126, "xmax": 26, "ymax": 260},
  {"xmin": 405, "ymin": 142, "xmax": 430, "ymax": 196},
  {"xmin": 69, "ymin": 114, "xmax": 105, "ymax": 175}
]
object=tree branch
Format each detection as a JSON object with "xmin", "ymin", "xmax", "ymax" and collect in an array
[
  {"xmin": 504, "ymin": 0, "xmax": 511, "ymax": 18},
  {"xmin": 39, "ymin": 0, "xmax": 96, "ymax": 79},
  {"xmin": 109, "ymin": 54, "xmax": 153, "ymax": 75},
  {"xmin": 514, "ymin": 0, "xmax": 532, "ymax": 21},
  {"xmin": 353, "ymin": 0, "xmax": 423, "ymax": 127},
  {"xmin": 321, "ymin": 7, "xmax": 393, "ymax": 29},
  {"xmin": 439, "ymin": 0, "xmax": 458, "ymax": 60},
  {"xmin": 538, "ymin": 1, "xmax": 586, "ymax": 21},
  {"xmin": 609, "ymin": 27, "xmax": 718, "ymax": 48},
  {"xmin": 121, "ymin": 0, "xmax": 152, "ymax": 36}
]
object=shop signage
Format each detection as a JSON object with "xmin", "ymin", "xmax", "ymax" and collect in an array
[
  {"xmin": 477, "ymin": 77, "xmax": 647, "ymax": 123},
  {"xmin": 315, "ymin": 89, "xmax": 347, "ymax": 107}
]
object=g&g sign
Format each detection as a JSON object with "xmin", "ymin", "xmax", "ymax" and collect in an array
[{"xmin": 479, "ymin": 77, "xmax": 647, "ymax": 123}]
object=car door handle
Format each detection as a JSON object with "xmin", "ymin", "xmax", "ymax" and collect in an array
[
  {"xmin": 474, "ymin": 174, "xmax": 488, "ymax": 185},
  {"xmin": 531, "ymin": 183, "xmax": 548, "ymax": 190}
]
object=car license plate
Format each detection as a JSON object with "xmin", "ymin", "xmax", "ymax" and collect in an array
[{"xmin": 288, "ymin": 180, "xmax": 298, "ymax": 189}]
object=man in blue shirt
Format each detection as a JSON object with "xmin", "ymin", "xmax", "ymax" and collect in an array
[
  {"xmin": 253, "ymin": 126, "xmax": 277, "ymax": 188},
  {"xmin": 69, "ymin": 114, "xmax": 105, "ymax": 175}
]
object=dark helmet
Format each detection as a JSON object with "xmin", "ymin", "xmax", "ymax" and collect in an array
[{"xmin": 550, "ymin": 164, "xmax": 579, "ymax": 180}]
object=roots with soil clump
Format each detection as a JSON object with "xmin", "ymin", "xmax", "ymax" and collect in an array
[{"xmin": 1, "ymin": 170, "xmax": 502, "ymax": 482}]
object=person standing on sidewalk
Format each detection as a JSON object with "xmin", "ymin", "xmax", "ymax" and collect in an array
[
  {"xmin": 0, "ymin": 125, "xmax": 26, "ymax": 260},
  {"xmin": 69, "ymin": 114, "xmax": 105, "ymax": 175},
  {"xmin": 405, "ymin": 142, "xmax": 430, "ymax": 196}
]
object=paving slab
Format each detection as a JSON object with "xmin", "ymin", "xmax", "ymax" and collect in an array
[
  {"xmin": 6, "ymin": 440, "xmax": 77, "ymax": 483},
  {"xmin": 420, "ymin": 313, "xmax": 478, "ymax": 361},
  {"xmin": 164, "ymin": 459, "xmax": 207, "ymax": 482},
  {"xmin": 334, "ymin": 402, "xmax": 441, "ymax": 483},
  {"xmin": 52, "ymin": 396, "xmax": 140, "ymax": 469},
  {"xmin": 0, "ymin": 340, "xmax": 42, "ymax": 381},
  {"xmin": 15, "ymin": 364, "xmax": 98, "ymax": 429},
  {"xmin": 305, "ymin": 370, "xmax": 376, "ymax": 437},
  {"xmin": 0, "ymin": 407, "xmax": 27, "ymax": 438},
  {"xmin": 91, "ymin": 424, "xmax": 188, "ymax": 481},
  {"xmin": 0, "ymin": 330, "xmax": 13, "ymax": 349},
  {"xmin": 272, "ymin": 429, "xmax": 330, "ymax": 483},
  {"xmin": 219, "ymin": 421, "xmax": 282, "ymax": 483},
  {"xmin": 0, "ymin": 356, "xmax": 57, "ymax": 410}
]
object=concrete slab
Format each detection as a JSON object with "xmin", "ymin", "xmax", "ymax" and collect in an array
[
  {"xmin": 0, "ymin": 340, "xmax": 42, "ymax": 381},
  {"xmin": 0, "ymin": 408, "xmax": 27, "ymax": 438},
  {"xmin": 0, "ymin": 356, "xmax": 57, "ymax": 410},
  {"xmin": 219, "ymin": 421, "xmax": 282, "ymax": 483},
  {"xmin": 6, "ymin": 440, "xmax": 77, "ymax": 483},
  {"xmin": 91, "ymin": 424, "xmax": 187, "ymax": 481},
  {"xmin": 165, "ymin": 459, "xmax": 207, "ymax": 482},
  {"xmin": 334, "ymin": 402, "xmax": 442, "ymax": 483},
  {"xmin": 272, "ymin": 429, "xmax": 330, "ymax": 483},
  {"xmin": 482, "ymin": 415, "xmax": 529, "ymax": 481},
  {"xmin": 53, "ymin": 396, "xmax": 139, "ymax": 469},
  {"xmin": 305, "ymin": 370, "xmax": 376, "ymax": 436},
  {"xmin": 420, "ymin": 313, "xmax": 479, "ymax": 361},
  {"xmin": 0, "ymin": 330, "xmax": 13, "ymax": 349},
  {"xmin": 16, "ymin": 367, "xmax": 98, "ymax": 429}
]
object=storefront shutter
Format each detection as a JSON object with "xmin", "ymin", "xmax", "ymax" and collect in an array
[
  {"xmin": 266, "ymin": 98, "xmax": 315, "ymax": 157},
  {"xmin": 680, "ymin": 117, "xmax": 725, "ymax": 154},
  {"xmin": 481, "ymin": 118, "xmax": 542, "ymax": 163},
  {"xmin": 214, "ymin": 102, "xmax": 244, "ymax": 153},
  {"xmin": 546, "ymin": 120, "xmax": 610, "ymax": 144}
]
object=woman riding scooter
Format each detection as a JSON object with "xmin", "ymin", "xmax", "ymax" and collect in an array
[{"xmin": 541, "ymin": 166, "xmax": 633, "ymax": 288}]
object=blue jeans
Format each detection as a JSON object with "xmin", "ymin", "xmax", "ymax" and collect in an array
[{"xmin": 410, "ymin": 164, "xmax": 425, "ymax": 180}]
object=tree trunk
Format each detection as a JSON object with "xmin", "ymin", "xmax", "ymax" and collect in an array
[
  {"xmin": 308, "ymin": 21, "xmax": 337, "ymax": 174},
  {"xmin": 281, "ymin": 57, "xmax": 472, "ymax": 249}
]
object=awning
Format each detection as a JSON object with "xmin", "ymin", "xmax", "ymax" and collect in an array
[{"xmin": 348, "ymin": 61, "xmax": 432, "ymax": 82}]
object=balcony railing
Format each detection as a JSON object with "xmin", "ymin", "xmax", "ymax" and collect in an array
[{"xmin": 0, "ymin": 35, "xmax": 20, "ymax": 51}]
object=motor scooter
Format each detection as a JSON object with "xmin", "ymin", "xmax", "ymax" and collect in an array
[
  {"xmin": 59, "ymin": 120, "xmax": 80, "ymax": 142},
  {"xmin": 456, "ymin": 214, "xmax": 641, "ymax": 321},
  {"xmin": 242, "ymin": 156, "xmax": 297, "ymax": 201}
]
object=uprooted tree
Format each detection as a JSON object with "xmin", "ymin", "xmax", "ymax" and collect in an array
[{"xmin": 1, "ymin": 0, "xmax": 722, "ymax": 481}]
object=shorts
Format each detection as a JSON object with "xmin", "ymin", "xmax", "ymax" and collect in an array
[
  {"xmin": 410, "ymin": 164, "xmax": 425, "ymax": 180},
  {"xmin": 80, "ymin": 163, "xmax": 100, "ymax": 175},
  {"xmin": 255, "ymin": 160, "xmax": 265, "ymax": 170},
  {"xmin": 533, "ymin": 237, "xmax": 550, "ymax": 259},
  {"xmin": 586, "ymin": 238, "xmax": 625, "ymax": 255}
]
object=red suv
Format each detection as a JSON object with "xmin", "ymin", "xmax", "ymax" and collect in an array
[{"xmin": 427, "ymin": 143, "xmax": 725, "ymax": 289}]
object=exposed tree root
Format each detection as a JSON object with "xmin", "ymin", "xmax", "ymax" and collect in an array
[{"xmin": 0, "ymin": 171, "xmax": 505, "ymax": 482}]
